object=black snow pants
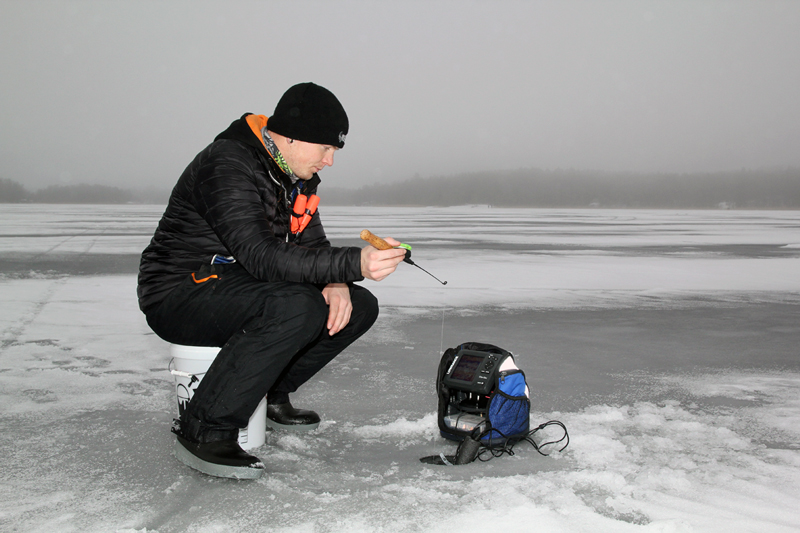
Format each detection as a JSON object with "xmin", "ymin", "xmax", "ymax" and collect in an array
[{"xmin": 144, "ymin": 263, "xmax": 379, "ymax": 443}]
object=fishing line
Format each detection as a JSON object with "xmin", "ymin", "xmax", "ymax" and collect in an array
[{"xmin": 440, "ymin": 307, "xmax": 446, "ymax": 356}]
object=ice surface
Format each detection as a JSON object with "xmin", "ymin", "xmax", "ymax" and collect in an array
[{"xmin": 1, "ymin": 205, "xmax": 799, "ymax": 532}]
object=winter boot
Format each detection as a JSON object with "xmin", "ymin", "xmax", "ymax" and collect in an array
[
  {"xmin": 266, "ymin": 401, "xmax": 320, "ymax": 431},
  {"xmin": 173, "ymin": 430, "xmax": 264, "ymax": 479}
]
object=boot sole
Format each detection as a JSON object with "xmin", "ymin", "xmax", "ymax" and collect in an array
[
  {"xmin": 174, "ymin": 440, "xmax": 264, "ymax": 479},
  {"xmin": 265, "ymin": 418, "xmax": 320, "ymax": 432}
]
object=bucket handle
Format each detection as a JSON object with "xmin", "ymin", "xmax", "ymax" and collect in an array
[{"xmin": 168, "ymin": 357, "xmax": 204, "ymax": 382}]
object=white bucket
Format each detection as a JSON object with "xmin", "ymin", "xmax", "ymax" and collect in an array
[{"xmin": 170, "ymin": 344, "xmax": 266, "ymax": 450}]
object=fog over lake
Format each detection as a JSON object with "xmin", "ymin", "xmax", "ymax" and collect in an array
[{"xmin": 3, "ymin": 2, "xmax": 800, "ymax": 191}]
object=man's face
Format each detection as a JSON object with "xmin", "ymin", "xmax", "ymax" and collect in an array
[{"xmin": 282, "ymin": 140, "xmax": 338, "ymax": 180}]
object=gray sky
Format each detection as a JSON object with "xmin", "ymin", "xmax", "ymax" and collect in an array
[{"xmin": 2, "ymin": 0, "xmax": 799, "ymax": 191}]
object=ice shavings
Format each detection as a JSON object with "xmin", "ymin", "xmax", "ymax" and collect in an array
[
  {"xmin": 657, "ymin": 371, "xmax": 800, "ymax": 444},
  {"xmin": 279, "ymin": 383, "xmax": 800, "ymax": 532},
  {"xmin": 351, "ymin": 412, "xmax": 438, "ymax": 441},
  {"xmin": 268, "ymin": 398, "xmax": 800, "ymax": 533},
  {"xmin": 556, "ymin": 396, "xmax": 800, "ymax": 532}
]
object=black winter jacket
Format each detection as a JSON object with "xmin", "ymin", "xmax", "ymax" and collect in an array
[{"xmin": 137, "ymin": 114, "xmax": 363, "ymax": 312}]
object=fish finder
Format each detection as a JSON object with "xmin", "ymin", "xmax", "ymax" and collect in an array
[{"xmin": 441, "ymin": 349, "xmax": 500, "ymax": 395}]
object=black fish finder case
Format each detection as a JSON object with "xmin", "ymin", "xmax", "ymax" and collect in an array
[{"xmin": 437, "ymin": 342, "xmax": 531, "ymax": 446}]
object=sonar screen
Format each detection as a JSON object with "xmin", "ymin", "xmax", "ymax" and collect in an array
[{"xmin": 442, "ymin": 349, "xmax": 500, "ymax": 395}]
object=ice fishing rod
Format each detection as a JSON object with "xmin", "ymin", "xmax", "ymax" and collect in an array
[{"xmin": 360, "ymin": 229, "xmax": 447, "ymax": 285}]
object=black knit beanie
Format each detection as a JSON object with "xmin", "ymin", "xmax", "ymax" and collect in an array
[{"xmin": 269, "ymin": 82, "xmax": 349, "ymax": 148}]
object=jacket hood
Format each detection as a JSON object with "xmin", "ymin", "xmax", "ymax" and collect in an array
[{"xmin": 215, "ymin": 113, "xmax": 270, "ymax": 152}]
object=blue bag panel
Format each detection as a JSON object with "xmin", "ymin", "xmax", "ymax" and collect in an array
[
  {"xmin": 481, "ymin": 370, "xmax": 530, "ymax": 444},
  {"xmin": 484, "ymin": 393, "xmax": 530, "ymax": 443},
  {"xmin": 498, "ymin": 372, "xmax": 527, "ymax": 397}
]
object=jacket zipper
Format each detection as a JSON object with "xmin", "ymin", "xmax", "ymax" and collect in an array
[{"xmin": 265, "ymin": 168, "xmax": 292, "ymax": 242}]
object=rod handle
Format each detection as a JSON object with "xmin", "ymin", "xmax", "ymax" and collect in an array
[{"xmin": 360, "ymin": 229, "xmax": 393, "ymax": 250}]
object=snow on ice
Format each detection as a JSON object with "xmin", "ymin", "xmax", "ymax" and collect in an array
[{"xmin": 1, "ymin": 205, "xmax": 799, "ymax": 532}]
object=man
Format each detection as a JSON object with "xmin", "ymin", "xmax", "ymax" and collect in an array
[{"xmin": 138, "ymin": 82, "xmax": 406, "ymax": 479}]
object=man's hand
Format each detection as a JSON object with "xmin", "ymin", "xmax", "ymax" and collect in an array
[
  {"xmin": 321, "ymin": 283, "xmax": 352, "ymax": 335},
  {"xmin": 360, "ymin": 237, "xmax": 406, "ymax": 281}
]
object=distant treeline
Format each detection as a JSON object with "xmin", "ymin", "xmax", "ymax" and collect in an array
[
  {"xmin": 323, "ymin": 167, "xmax": 800, "ymax": 209},
  {"xmin": 0, "ymin": 178, "xmax": 168, "ymax": 204},
  {"xmin": 324, "ymin": 168, "xmax": 800, "ymax": 209},
  {"xmin": 3, "ymin": 168, "xmax": 800, "ymax": 208}
]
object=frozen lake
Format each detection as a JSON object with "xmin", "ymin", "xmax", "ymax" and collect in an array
[{"xmin": 1, "ymin": 204, "xmax": 799, "ymax": 532}]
